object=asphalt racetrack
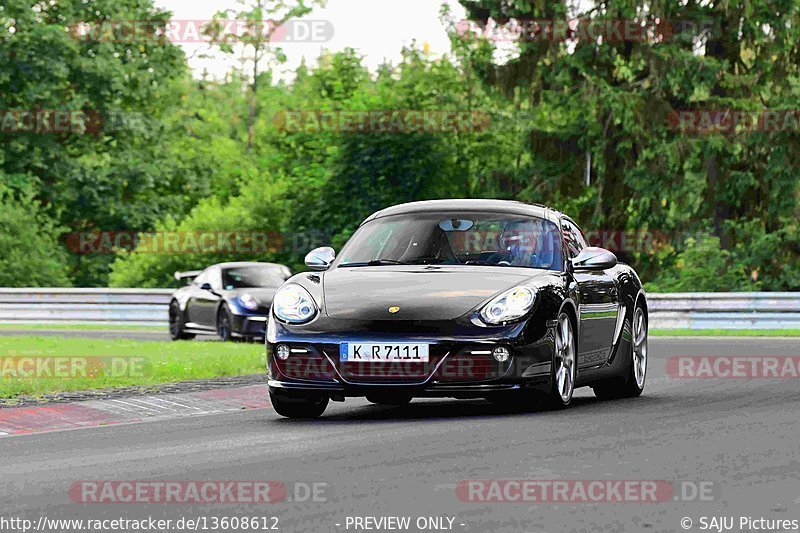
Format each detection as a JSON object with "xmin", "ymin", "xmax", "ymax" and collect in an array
[{"xmin": 2, "ymin": 337, "xmax": 799, "ymax": 533}]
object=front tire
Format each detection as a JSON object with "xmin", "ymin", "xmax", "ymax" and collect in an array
[
  {"xmin": 168, "ymin": 301, "xmax": 195, "ymax": 341},
  {"xmin": 592, "ymin": 304, "xmax": 647, "ymax": 400},
  {"xmin": 543, "ymin": 312, "xmax": 576, "ymax": 409},
  {"xmin": 217, "ymin": 307, "xmax": 234, "ymax": 342},
  {"xmin": 270, "ymin": 391, "xmax": 329, "ymax": 419}
]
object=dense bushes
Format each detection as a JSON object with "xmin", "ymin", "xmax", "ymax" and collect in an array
[{"xmin": 0, "ymin": 187, "xmax": 70, "ymax": 287}]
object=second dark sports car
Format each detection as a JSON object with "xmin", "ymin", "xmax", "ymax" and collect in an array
[
  {"xmin": 169, "ymin": 262, "xmax": 291, "ymax": 341},
  {"xmin": 266, "ymin": 200, "xmax": 648, "ymax": 418}
]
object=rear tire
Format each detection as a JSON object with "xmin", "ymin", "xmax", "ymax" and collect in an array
[
  {"xmin": 592, "ymin": 304, "xmax": 647, "ymax": 400},
  {"xmin": 168, "ymin": 301, "xmax": 195, "ymax": 341},
  {"xmin": 270, "ymin": 391, "xmax": 329, "ymax": 419}
]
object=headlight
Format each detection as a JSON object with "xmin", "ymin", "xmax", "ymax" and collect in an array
[
  {"xmin": 273, "ymin": 284, "xmax": 317, "ymax": 324},
  {"xmin": 480, "ymin": 286, "xmax": 536, "ymax": 324},
  {"xmin": 238, "ymin": 293, "xmax": 259, "ymax": 310}
]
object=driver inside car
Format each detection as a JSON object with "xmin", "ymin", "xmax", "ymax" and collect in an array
[{"xmin": 490, "ymin": 220, "xmax": 558, "ymax": 268}]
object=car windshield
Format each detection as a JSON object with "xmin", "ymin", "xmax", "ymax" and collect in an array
[
  {"xmin": 337, "ymin": 213, "xmax": 564, "ymax": 271},
  {"xmin": 222, "ymin": 267, "xmax": 285, "ymax": 289}
]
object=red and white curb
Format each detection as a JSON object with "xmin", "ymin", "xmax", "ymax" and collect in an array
[{"xmin": 0, "ymin": 384, "xmax": 271, "ymax": 437}]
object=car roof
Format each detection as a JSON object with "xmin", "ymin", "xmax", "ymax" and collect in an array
[{"xmin": 361, "ymin": 199, "xmax": 565, "ymax": 225}]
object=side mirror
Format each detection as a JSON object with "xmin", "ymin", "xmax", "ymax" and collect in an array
[
  {"xmin": 305, "ymin": 246, "xmax": 335, "ymax": 271},
  {"xmin": 571, "ymin": 247, "xmax": 618, "ymax": 271},
  {"xmin": 200, "ymin": 282, "xmax": 213, "ymax": 291}
]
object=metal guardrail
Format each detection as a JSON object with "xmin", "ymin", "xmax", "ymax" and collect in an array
[
  {"xmin": 0, "ymin": 289, "xmax": 797, "ymax": 330},
  {"xmin": 0, "ymin": 288, "xmax": 173, "ymax": 327},
  {"xmin": 647, "ymin": 292, "xmax": 800, "ymax": 330}
]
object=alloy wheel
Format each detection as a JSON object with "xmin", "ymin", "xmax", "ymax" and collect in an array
[
  {"xmin": 169, "ymin": 303, "xmax": 180, "ymax": 338},
  {"xmin": 632, "ymin": 307, "xmax": 647, "ymax": 389},
  {"xmin": 555, "ymin": 313, "xmax": 576, "ymax": 403},
  {"xmin": 218, "ymin": 310, "xmax": 232, "ymax": 341}
]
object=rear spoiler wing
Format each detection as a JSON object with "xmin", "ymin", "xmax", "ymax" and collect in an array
[{"xmin": 174, "ymin": 270, "xmax": 202, "ymax": 282}]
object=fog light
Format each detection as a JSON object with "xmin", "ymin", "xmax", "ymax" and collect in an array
[
  {"xmin": 493, "ymin": 346, "xmax": 510, "ymax": 362},
  {"xmin": 276, "ymin": 344, "xmax": 290, "ymax": 360}
]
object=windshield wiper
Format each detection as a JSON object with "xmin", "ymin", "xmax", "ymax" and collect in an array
[
  {"xmin": 463, "ymin": 260, "xmax": 511, "ymax": 266},
  {"xmin": 339, "ymin": 259, "xmax": 408, "ymax": 267}
]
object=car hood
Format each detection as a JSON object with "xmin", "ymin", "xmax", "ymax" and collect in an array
[
  {"xmin": 226, "ymin": 287, "xmax": 278, "ymax": 306},
  {"xmin": 322, "ymin": 265, "xmax": 544, "ymax": 320}
]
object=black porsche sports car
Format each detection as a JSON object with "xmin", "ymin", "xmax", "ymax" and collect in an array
[
  {"xmin": 266, "ymin": 200, "xmax": 648, "ymax": 418},
  {"xmin": 169, "ymin": 262, "xmax": 292, "ymax": 341}
]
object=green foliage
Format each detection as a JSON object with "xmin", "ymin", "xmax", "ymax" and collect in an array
[
  {"xmin": 645, "ymin": 236, "xmax": 755, "ymax": 293},
  {"xmin": 110, "ymin": 45, "xmax": 504, "ymax": 286},
  {"xmin": 725, "ymin": 218, "xmax": 800, "ymax": 291},
  {"xmin": 0, "ymin": 187, "xmax": 70, "ymax": 287},
  {"xmin": 0, "ymin": 0, "xmax": 195, "ymax": 286},
  {"xmin": 452, "ymin": 0, "xmax": 800, "ymax": 290},
  {"xmin": 109, "ymin": 178, "xmax": 288, "ymax": 288},
  {"xmin": 204, "ymin": 0, "xmax": 327, "ymax": 149}
]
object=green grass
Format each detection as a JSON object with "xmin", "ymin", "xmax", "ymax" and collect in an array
[
  {"xmin": 651, "ymin": 329, "xmax": 800, "ymax": 337},
  {"xmin": 0, "ymin": 336, "xmax": 265, "ymax": 399},
  {"xmin": 0, "ymin": 324, "xmax": 163, "ymax": 331}
]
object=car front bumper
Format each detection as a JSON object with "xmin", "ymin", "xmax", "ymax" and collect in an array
[
  {"xmin": 266, "ymin": 314, "xmax": 557, "ymax": 399},
  {"xmin": 231, "ymin": 314, "xmax": 268, "ymax": 337},
  {"xmin": 268, "ymin": 379, "xmax": 538, "ymax": 400}
]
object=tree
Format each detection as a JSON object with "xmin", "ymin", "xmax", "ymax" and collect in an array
[
  {"xmin": 0, "ymin": 0, "xmax": 193, "ymax": 285},
  {"xmin": 109, "ymin": 47, "xmax": 492, "ymax": 285},
  {"xmin": 204, "ymin": 0, "xmax": 327, "ymax": 149},
  {"xmin": 454, "ymin": 0, "xmax": 800, "ymax": 289}
]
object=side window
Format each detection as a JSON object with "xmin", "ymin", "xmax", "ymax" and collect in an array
[{"xmin": 561, "ymin": 219, "xmax": 587, "ymax": 259}]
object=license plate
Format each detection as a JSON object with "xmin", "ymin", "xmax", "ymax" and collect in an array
[{"xmin": 340, "ymin": 343, "xmax": 429, "ymax": 362}]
